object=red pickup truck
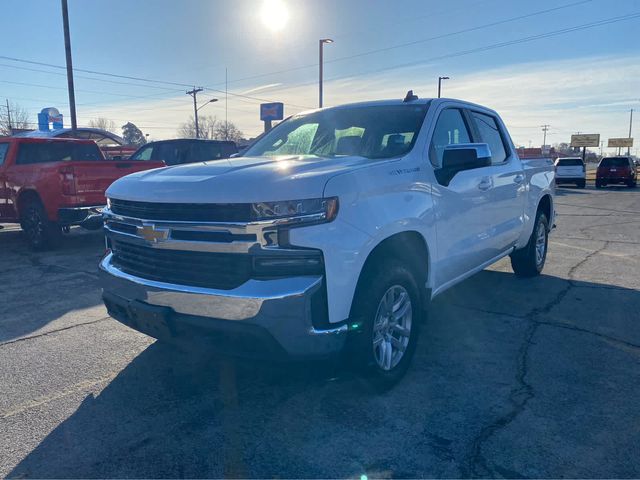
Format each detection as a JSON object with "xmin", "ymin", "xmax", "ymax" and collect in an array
[{"xmin": 0, "ymin": 137, "xmax": 164, "ymax": 249}]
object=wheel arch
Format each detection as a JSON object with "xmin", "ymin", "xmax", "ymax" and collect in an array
[
  {"xmin": 349, "ymin": 231, "xmax": 431, "ymax": 319},
  {"xmin": 538, "ymin": 193, "xmax": 553, "ymax": 228}
]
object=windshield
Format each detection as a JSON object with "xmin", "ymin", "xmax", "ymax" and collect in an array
[
  {"xmin": 557, "ymin": 158, "xmax": 583, "ymax": 166},
  {"xmin": 244, "ymin": 104, "xmax": 428, "ymax": 160}
]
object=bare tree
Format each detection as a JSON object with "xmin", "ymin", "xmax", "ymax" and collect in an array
[
  {"xmin": 88, "ymin": 117, "xmax": 117, "ymax": 134},
  {"xmin": 214, "ymin": 121, "xmax": 245, "ymax": 143},
  {"xmin": 0, "ymin": 101, "xmax": 31, "ymax": 136},
  {"xmin": 178, "ymin": 115, "xmax": 218, "ymax": 139}
]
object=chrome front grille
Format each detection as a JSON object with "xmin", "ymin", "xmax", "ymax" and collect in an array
[
  {"xmin": 110, "ymin": 240, "xmax": 252, "ymax": 290},
  {"xmin": 109, "ymin": 198, "xmax": 253, "ymax": 222}
]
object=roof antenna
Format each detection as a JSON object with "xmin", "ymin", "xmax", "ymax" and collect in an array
[{"xmin": 403, "ymin": 90, "xmax": 418, "ymax": 102}]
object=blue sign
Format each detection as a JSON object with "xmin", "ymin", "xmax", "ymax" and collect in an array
[
  {"xmin": 260, "ymin": 102, "xmax": 284, "ymax": 121},
  {"xmin": 37, "ymin": 107, "xmax": 64, "ymax": 131}
]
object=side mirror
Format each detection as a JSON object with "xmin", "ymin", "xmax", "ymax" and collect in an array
[{"xmin": 436, "ymin": 143, "xmax": 492, "ymax": 186}]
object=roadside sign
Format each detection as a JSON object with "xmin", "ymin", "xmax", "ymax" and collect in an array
[
  {"xmin": 607, "ymin": 137, "xmax": 634, "ymax": 148},
  {"xmin": 260, "ymin": 102, "xmax": 284, "ymax": 121},
  {"xmin": 570, "ymin": 134, "xmax": 600, "ymax": 147}
]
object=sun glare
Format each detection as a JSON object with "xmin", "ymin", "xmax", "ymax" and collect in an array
[{"xmin": 260, "ymin": 0, "xmax": 290, "ymax": 32}]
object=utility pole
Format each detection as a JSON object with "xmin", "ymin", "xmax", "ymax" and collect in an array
[
  {"xmin": 319, "ymin": 38, "xmax": 334, "ymax": 108},
  {"xmin": 628, "ymin": 108, "xmax": 634, "ymax": 156},
  {"xmin": 225, "ymin": 68, "xmax": 228, "ymax": 140},
  {"xmin": 5, "ymin": 99, "xmax": 12, "ymax": 133},
  {"xmin": 61, "ymin": 0, "xmax": 77, "ymax": 133},
  {"xmin": 186, "ymin": 87, "xmax": 203, "ymax": 138},
  {"xmin": 541, "ymin": 124, "xmax": 550, "ymax": 151}
]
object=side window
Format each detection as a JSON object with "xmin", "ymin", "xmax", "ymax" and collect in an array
[
  {"xmin": 429, "ymin": 109, "xmax": 471, "ymax": 166},
  {"xmin": 0, "ymin": 143, "xmax": 9, "ymax": 165},
  {"xmin": 130, "ymin": 145, "xmax": 153, "ymax": 161},
  {"xmin": 471, "ymin": 111, "xmax": 508, "ymax": 165}
]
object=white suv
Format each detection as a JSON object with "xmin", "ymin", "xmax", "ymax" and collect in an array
[{"xmin": 555, "ymin": 157, "xmax": 586, "ymax": 188}]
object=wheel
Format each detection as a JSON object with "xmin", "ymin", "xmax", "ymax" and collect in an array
[
  {"xmin": 20, "ymin": 199, "xmax": 61, "ymax": 250},
  {"xmin": 349, "ymin": 259, "xmax": 422, "ymax": 390},
  {"xmin": 627, "ymin": 180, "xmax": 637, "ymax": 188},
  {"xmin": 578, "ymin": 180, "xmax": 586, "ymax": 189},
  {"xmin": 510, "ymin": 211, "xmax": 549, "ymax": 278}
]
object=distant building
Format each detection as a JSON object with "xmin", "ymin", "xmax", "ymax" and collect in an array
[{"xmin": 516, "ymin": 147, "xmax": 558, "ymax": 159}]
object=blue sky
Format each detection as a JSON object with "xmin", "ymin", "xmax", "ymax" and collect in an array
[{"xmin": 2, "ymin": 0, "xmax": 639, "ymax": 150}]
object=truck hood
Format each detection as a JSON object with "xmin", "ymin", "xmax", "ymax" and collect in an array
[{"xmin": 106, "ymin": 155, "xmax": 374, "ymax": 203}]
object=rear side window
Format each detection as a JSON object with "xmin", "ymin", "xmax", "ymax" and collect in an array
[
  {"xmin": 429, "ymin": 109, "xmax": 472, "ymax": 166},
  {"xmin": 471, "ymin": 111, "xmax": 508, "ymax": 165},
  {"xmin": 16, "ymin": 142, "xmax": 102, "ymax": 165},
  {"xmin": 155, "ymin": 142, "xmax": 190, "ymax": 165},
  {"xmin": 557, "ymin": 158, "xmax": 584, "ymax": 166},
  {"xmin": 600, "ymin": 158, "xmax": 629, "ymax": 167},
  {"xmin": 190, "ymin": 142, "xmax": 238, "ymax": 162},
  {"xmin": 0, "ymin": 143, "xmax": 8, "ymax": 165},
  {"xmin": 130, "ymin": 144, "xmax": 153, "ymax": 161}
]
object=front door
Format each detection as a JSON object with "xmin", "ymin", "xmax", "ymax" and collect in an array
[{"xmin": 429, "ymin": 108, "xmax": 494, "ymax": 290}]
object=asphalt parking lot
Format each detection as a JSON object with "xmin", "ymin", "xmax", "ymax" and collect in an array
[{"xmin": 1, "ymin": 185, "xmax": 639, "ymax": 478}]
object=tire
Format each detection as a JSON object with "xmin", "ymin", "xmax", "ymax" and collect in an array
[
  {"xmin": 349, "ymin": 259, "xmax": 422, "ymax": 390},
  {"xmin": 578, "ymin": 180, "xmax": 586, "ymax": 189},
  {"xmin": 627, "ymin": 179, "xmax": 637, "ymax": 188},
  {"xmin": 510, "ymin": 211, "xmax": 549, "ymax": 278},
  {"xmin": 595, "ymin": 181, "xmax": 603, "ymax": 189},
  {"xmin": 20, "ymin": 199, "xmax": 61, "ymax": 250}
]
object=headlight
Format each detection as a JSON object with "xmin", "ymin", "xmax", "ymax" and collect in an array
[{"xmin": 250, "ymin": 197, "xmax": 339, "ymax": 224}]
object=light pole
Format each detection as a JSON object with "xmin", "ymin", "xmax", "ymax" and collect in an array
[
  {"xmin": 319, "ymin": 38, "xmax": 333, "ymax": 108},
  {"xmin": 61, "ymin": 0, "xmax": 77, "ymax": 133},
  {"xmin": 437, "ymin": 76, "xmax": 449, "ymax": 98},
  {"xmin": 195, "ymin": 98, "xmax": 218, "ymax": 138}
]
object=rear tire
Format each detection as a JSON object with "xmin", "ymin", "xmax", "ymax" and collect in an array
[
  {"xmin": 20, "ymin": 199, "xmax": 61, "ymax": 250},
  {"xmin": 349, "ymin": 259, "xmax": 422, "ymax": 391},
  {"xmin": 510, "ymin": 211, "xmax": 549, "ymax": 278},
  {"xmin": 627, "ymin": 179, "xmax": 637, "ymax": 188},
  {"xmin": 578, "ymin": 180, "xmax": 586, "ymax": 189}
]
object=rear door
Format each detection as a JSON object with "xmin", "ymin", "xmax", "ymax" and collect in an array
[
  {"xmin": 468, "ymin": 110, "xmax": 525, "ymax": 252},
  {"xmin": 556, "ymin": 159, "xmax": 584, "ymax": 178}
]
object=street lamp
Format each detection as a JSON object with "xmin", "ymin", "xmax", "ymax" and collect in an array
[
  {"xmin": 437, "ymin": 76, "xmax": 450, "ymax": 98},
  {"xmin": 319, "ymin": 38, "xmax": 334, "ymax": 108}
]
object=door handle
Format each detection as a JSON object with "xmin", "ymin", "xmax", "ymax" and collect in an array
[
  {"xmin": 478, "ymin": 177, "xmax": 492, "ymax": 191},
  {"xmin": 514, "ymin": 174, "xmax": 525, "ymax": 184}
]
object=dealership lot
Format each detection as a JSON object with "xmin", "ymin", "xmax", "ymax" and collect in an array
[{"xmin": 1, "ymin": 186, "xmax": 639, "ymax": 478}]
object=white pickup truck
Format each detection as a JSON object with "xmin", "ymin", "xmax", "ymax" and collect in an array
[{"xmin": 99, "ymin": 95, "xmax": 555, "ymax": 387}]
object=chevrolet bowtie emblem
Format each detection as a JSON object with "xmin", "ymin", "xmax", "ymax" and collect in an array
[{"xmin": 137, "ymin": 224, "xmax": 170, "ymax": 243}]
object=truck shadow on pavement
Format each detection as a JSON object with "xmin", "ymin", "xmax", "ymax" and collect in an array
[
  {"xmin": 9, "ymin": 270, "xmax": 640, "ymax": 478},
  {"xmin": 0, "ymin": 227, "xmax": 105, "ymax": 343}
]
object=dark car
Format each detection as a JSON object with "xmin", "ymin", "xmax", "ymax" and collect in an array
[
  {"xmin": 596, "ymin": 156, "xmax": 637, "ymax": 188},
  {"xmin": 129, "ymin": 139, "xmax": 238, "ymax": 166}
]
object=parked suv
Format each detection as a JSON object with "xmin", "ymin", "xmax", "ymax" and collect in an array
[
  {"xmin": 554, "ymin": 157, "xmax": 586, "ymax": 188},
  {"xmin": 129, "ymin": 139, "xmax": 238, "ymax": 165},
  {"xmin": 596, "ymin": 156, "xmax": 637, "ymax": 188},
  {"xmin": 0, "ymin": 137, "xmax": 164, "ymax": 249}
]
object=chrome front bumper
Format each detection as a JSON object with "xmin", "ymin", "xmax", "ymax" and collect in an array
[{"xmin": 99, "ymin": 253, "xmax": 347, "ymax": 358}]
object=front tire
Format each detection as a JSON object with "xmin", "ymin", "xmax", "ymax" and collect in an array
[
  {"xmin": 510, "ymin": 211, "xmax": 549, "ymax": 278},
  {"xmin": 349, "ymin": 259, "xmax": 422, "ymax": 390}
]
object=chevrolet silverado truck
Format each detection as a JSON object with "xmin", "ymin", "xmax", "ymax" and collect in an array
[
  {"xmin": 99, "ymin": 95, "xmax": 555, "ymax": 387},
  {"xmin": 0, "ymin": 137, "xmax": 164, "ymax": 249}
]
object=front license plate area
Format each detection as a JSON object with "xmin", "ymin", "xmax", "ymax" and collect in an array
[{"xmin": 127, "ymin": 300, "xmax": 175, "ymax": 340}]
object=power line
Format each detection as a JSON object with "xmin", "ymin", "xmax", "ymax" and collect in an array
[{"xmin": 205, "ymin": 0, "xmax": 595, "ymax": 89}]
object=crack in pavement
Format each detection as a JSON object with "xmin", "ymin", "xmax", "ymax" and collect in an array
[
  {"xmin": 462, "ymin": 240, "xmax": 610, "ymax": 478},
  {"xmin": 0, "ymin": 317, "xmax": 111, "ymax": 347}
]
